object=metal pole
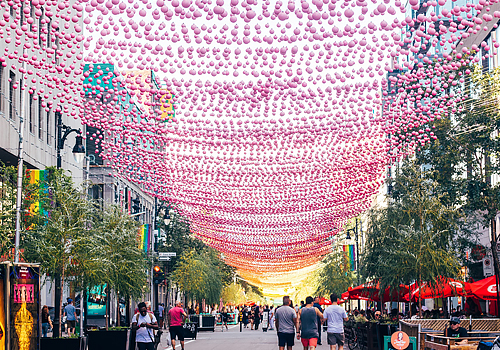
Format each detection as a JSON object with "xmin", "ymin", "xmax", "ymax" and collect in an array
[
  {"xmin": 356, "ymin": 218, "xmax": 360, "ymax": 310},
  {"xmin": 56, "ymin": 112, "xmax": 62, "ymax": 168},
  {"xmin": 14, "ymin": 58, "xmax": 27, "ymax": 264},
  {"xmin": 53, "ymin": 113, "xmax": 63, "ymax": 338}
]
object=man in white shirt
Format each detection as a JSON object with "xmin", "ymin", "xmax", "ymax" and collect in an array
[
  {"xmin": 322, "ymin": 293, "xmax": 348, "ymax": 350},
  {"xmin": 132, "ymin": 302, "xmax": 159, "ymax": 350}
]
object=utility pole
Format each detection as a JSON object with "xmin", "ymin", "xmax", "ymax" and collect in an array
[{"xmin": 14, "ymin": 56, "xmax": 27, "ymax": 264}]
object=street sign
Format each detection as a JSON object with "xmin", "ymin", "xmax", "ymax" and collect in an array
[
  {"xmin": 159, "ymin": 252, "xmax": 176, "ymax": 257},
  {"xmin": 483, "ymin": 256, "xmax": 494, "ymax": 277},
  {"xmin": 158, "ymin": 256, "xmax": 171, "ymax": 261}
]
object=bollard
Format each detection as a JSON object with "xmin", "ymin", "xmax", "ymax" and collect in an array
[{"xmin": 240, "ymin": 321, "xmax": 242, "ymax": 332}]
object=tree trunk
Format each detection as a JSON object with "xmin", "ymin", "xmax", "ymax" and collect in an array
[
  {"xmin": 58, "ymin": 267, "xmax": 66, "ymax": 337},
  {"xmin": 418, "ymin": 273, "xmax": 422, "ymax": 318},
  {"xmin": 116, "ymin": 292, "xmax": 121, "ymax": 326},
  {"xmin": 105, "ymin": 286, "xmax": 109, "ymax": 330},
  {"xmin": 490, "ymin": 216, "xmax": 500, "ymax": 317}
]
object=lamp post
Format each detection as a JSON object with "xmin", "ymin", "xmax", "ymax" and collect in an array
[
  {"xmin": 347, "ymin": 218, "xmax": 361, "ymax": 310},
  {"xmin": 153, "ymin": 199, "xmax": 170, "ymax": 313},
  {"xmin": 56, "ymin": 112, "xmax": 85, "ymax": 168},
  {"xmin": 52, "ymin": 112, "xmax": 85, "ymax": 338}
]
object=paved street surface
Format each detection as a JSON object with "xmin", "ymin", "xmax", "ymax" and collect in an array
[{"xmin": 158, "ymin": 324, "xmax": 328, "ymax": 350}]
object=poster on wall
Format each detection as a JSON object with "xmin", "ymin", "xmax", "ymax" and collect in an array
[{"xmin": 10, "ymin": 265, "xmax": 39, "ymax": 350}]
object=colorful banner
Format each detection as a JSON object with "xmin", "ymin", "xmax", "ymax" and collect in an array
[
  {"xmin": 138, "ymin": 224, "xmax": 151, "ymax": 252},
  {"xmin": 26, "ymin": 169, "xmax": 49, "ymax": 217},
  {"xmin": 343, "ymin": 245, "xmax": 356, "ymax": 271}
]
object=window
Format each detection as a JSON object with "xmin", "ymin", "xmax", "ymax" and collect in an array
[
  {"xmin": 46, "ymin": 110, "xmax": 50, "ymax": 145},
  {"xmin": 29, "ymin": 1, "xmax": 33, "ymax": 31},
  {"xmin": 19, "ymin": 3, "xmax": 23, "ymax": 25},
  {"xmin": 0, "ymin": 66, "xmax": 3, "ymax": 112},
  {"xmin": 46, "ymin": 18, "xmax": 51, "ymax": 48},
  {"xmin": 38, "ymin": 99, "xmax": 43, "ymax": 139},
  {"xmin": 55, "ymin": 28, "xmax": 60, "ymax": 64},
  {"xmin": 9, "ymin": 71, "xmax": 15, "ymax": 120},
  {"xmin": 19, "ymin": 77, "xmax": 22, "ymax": 120},
  {"xmin": 38, "ymin": 8, "xmax": 43, "ymax": 47},
  {"xmin": 29, "ymin": 93, "xmax": 33, "ymax": 134}
]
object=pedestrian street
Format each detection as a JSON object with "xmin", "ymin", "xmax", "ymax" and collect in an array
[{"xmin": 160, "ymin": 324, "xmax": 286, "ymax": 350}]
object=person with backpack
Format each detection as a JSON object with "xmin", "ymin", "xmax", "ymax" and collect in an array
[
  {"xmin": 132, "ymin": 302, "xmax": 159, "ymax": 350},
  {"xmin": 168, "ymin": 300, "xmax": 188, "ymax": 350}
]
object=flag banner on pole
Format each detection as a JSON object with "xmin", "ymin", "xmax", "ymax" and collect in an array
[
  {"xmin": 343, "ymin": 245, "xmax": 356, "ymax": 271},
  {"xmin": 26, "ymin": 169, "xmax": 49, "ymax": 218},
  {"xmin": 138, "ymin": 224, "xmax": 151, "ymax": 252}
]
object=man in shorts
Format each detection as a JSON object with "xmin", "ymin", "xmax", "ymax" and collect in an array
[
  {"xmin": 322, "ymin": 293, "xmax": 348, "ymax": 350},
  {"xmin": 63, "ymin": 299, "xmax": 77, "ymax": 336},
  {"xmin": 168, "ymin": 301, "xmax": 188, "ymax": 350},
  {"xmin": 275, "ymin": 296, "xmax": 298, "ymax": 350}
]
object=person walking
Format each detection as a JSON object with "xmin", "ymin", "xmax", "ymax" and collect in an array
[
  {"xmin": 298, "ymin": 296, "xmax": 324, "ymax": 350},
  {"xmin": 132, "ymin": 302, "xmax": 159, "ymax": 350},
  {"xmin": 269, "ymin": 305, "xmax": 275, "ymax": 330},
  {"xmin": 221, "ymin": 307, "xmax": 229, "ymax": 331},
  {"xmin": 243, "ymin": 307, "xmax": 250, "ymax": 328},
  {"xmin": 41, "ymin": 305, "xmax": 53, "ymax": 338},
  {"xmin": 63, "ymin": 299, "xmax": 77, "ymax": 336},
  {"xmin": 254, "ymin": 305, "xmax": 261, "ymax": 330},
  {"xmin": 275, "ymin": 296, "xmax": 299, "ymax": 350},
  {"xmin": 158, "ymin": 303, "xmax": 165, "ymax": 329},
  {"xmin": 322, "ymin": 293, "xmax": 348, "ymax": 350},
  {"xmin": 168, "ymin": 301, "xmax": 188, "ymax": 350},
  {"xmin": 313, "ymin": 297, "xmax": 323, "ymax": 345}
]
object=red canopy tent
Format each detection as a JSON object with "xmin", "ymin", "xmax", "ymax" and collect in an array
[
  {"xmin": 346, "ymin": 281, "xmax": 409, "ymax": 302},
  {"xmin": 469, "ymin": 276, "xmax": 498, "ymax": 300},
  {"xmin": 405, "ymin": 277, "xmax": 472, "ymax": 302}
]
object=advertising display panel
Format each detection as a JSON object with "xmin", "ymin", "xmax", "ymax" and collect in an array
[{"xmin": 9, "ymin": 264, "xmax": 39, "ymax": 350}]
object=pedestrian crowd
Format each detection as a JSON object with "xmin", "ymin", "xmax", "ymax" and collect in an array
[{"xmin": 274, "ymin": 293, "xmax": 348, "ymax": 350}]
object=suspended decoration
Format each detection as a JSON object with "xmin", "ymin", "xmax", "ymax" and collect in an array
[{"xmin": 1, "ymin": 0, "xmax": 495, "ymax": 286}]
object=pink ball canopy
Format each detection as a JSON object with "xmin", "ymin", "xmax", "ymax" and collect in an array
[{"xmin": 3, "ymin": 0, "xmax": 487, "ymax": 284}]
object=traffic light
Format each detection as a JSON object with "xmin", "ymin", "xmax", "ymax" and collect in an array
[
  {"xmin": 132, "ymin": 198, "xmax": 141, "ymax": 213},
  {"xmin": 153, "ymin": 265, "xmax": 165, "ymax": 285}
]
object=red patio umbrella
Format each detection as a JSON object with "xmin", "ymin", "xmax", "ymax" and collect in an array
[
  {"xmin": 319, "ymin": 297, "xmax": 332, "ymax": 305},
  {"xmin": 406, "ymin": 277, "xmax": 471, "ymax": 302},
  {"xmin": 347, "ymin": 281, "xmax": 409, "ymax": 302},
  {"xmin": 469, "ymin": 276, "xmax": 499, "ymax": 300}
]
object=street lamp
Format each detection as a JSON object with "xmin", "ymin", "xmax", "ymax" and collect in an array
[
  {"xmin": 56, "ymin": 112, "xmax": 85, "ymax": 169},
  {"xmin": 346, "ymin": 218, "xmax": 361, "ymax": 310},
  {"xmin": 52, "ymin": 113, "xmax": 85, "ymax": 338}
]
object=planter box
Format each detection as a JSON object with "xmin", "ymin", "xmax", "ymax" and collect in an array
[
  {"xmin": 356, "ymin": 322, "xmax": 379, "ymax": 350},
  {"xmin": 87, "ymin": 329, "xmax": 129, "ymax": 350},
  {"xmin": 40, "ymin": 337, "xmax": 85, "ymax": 350}
]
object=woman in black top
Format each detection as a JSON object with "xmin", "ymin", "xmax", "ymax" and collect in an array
[
  {"xmin": 220, "ymin": 307, "xmax": 229, "ymax": 331},
  {"xmin": 254, "ymin": 306, "xmax": 260, "ymax": 330},
  {"xmin": 41, "ymin": 305, "xmax": 53, "ymax": 337}
]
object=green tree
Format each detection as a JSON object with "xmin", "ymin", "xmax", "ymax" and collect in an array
[
  {"xmin": 171, "ymin": 248, "xmax": 230, "ymax": 305},
  {"xmin": 22, "ymin": 168, "xmax": 97, "ymax": 335},
  {"xmin": 91, "ymin": 204, "xmax": 149, "ymax": 329},
  {"xmin": 0, "ymin": 164, "xmax": 41, "ymax": 258},
  {"xmin": 157, "ymin": 206, "xmax": 206, "ymax": 257},
  {"xmin": 315, "ymin": 250, "xmax": 354, "ymax": 297},
  {"xmin": 362, "ymin": 162, "xmax": 464, "ymax": 314}
]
